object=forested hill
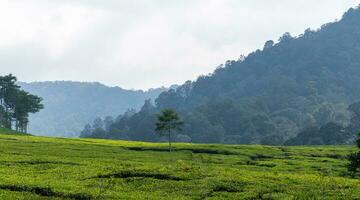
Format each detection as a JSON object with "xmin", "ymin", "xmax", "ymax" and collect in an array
[
  {"xmin": 82, "ymin": 6, "xmax": 360, "ymax": 145},
  {"xmin": 19, "ymin": 81, "xmax": 170, "ymax": 137}
]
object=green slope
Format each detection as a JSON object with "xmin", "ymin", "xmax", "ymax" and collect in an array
[{"xmin": 0, "ymin": 133, "xmax": 359, "ymax": 199}]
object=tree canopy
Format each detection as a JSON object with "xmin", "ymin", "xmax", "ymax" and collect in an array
[
  {"xmin": 155, "ymin": 109, "xmax": 183, "ymax": 151},
  {"xmin": 0, "ymin": 74, "xmax": 43, "ymax": 133}
]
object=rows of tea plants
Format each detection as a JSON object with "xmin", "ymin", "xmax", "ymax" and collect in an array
[{"xmin": 0, "ymin": 131, "xmax": 359, "ymax": 199}]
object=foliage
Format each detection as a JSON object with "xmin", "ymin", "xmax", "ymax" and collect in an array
[
  {"xmin": 348, "ymin": 133, "xmax": 360, "ymax": 175},
  {"xmin": 155, "ymin": 109, "xmax": 184, "ymax": 152},
  {"xmin": 0, "ymin": 74, "xmax": 43, "ymax": 133},
  {"xmin": 83, "ymin": 6, "xmax": 360, "ymax": 145},
  {"xmin": 0, "ymin": 132, "xmax": 359, "ymax": 199}
]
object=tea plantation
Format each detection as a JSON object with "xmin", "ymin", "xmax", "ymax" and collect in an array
[{"xmin": 0, "ymin": 129, "xmax": 359, "ymax": 199}]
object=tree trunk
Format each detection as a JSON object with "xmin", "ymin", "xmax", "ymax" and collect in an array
[
  {"xmin": 168, "ymin": 129, "xmax": 172, "ymax": 152},
  {"xmin": 4, "ymin": 106, "xmax": 11, "ymax": 129},
  {"xmin": 0, "ymin": 110, "xmax": 3, "ymax": 128},
  {"xmin": 15, "ymin": 120, "xmax": 18, "ymax": 132}
]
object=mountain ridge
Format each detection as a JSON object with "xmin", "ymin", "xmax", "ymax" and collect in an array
[
  {"xmin": 19, "ymin": 81, "xmax": 170, "ymax": 137},
  {"xmin": 82, "ymin": 5, "xmax": 360, "ymax": 145}
]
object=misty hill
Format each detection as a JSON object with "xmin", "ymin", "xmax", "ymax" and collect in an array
[
  {"xmin": 83, "ymin": 6, "xmax": 360, "ymax": 145},
  {"xmin": 19, "ymin": 81, "xmax": 169, "ymax": 137}
]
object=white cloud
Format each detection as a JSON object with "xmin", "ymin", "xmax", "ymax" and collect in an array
[
  {"xmin": 0, "ymin": 1, "xmax": 105, "ymax": 58},
  {"xmin": 0, "ymin": 0, "xmax": 359, "ymax": 89}
]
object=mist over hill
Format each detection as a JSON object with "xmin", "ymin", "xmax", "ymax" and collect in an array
[
  {"xmin": 19, "ymin": 81, "xmax": 170, "ymax": 137},
  {"xmin": 82, "ymin": 6, "xmax": 360, "ymax": 145}
]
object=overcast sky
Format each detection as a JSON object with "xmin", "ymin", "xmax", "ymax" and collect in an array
[{"xmin": 0, "ymin": 0, "xmax": 359, "ymax": 90}]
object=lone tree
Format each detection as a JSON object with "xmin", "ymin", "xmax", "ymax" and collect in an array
[
  {"xmin": 348, "ymin": 133, "xmax": 360, "ymax": 176},
  {"xmin": 155, "ymin": 109, "xmax": 183, "ymax": 152}
]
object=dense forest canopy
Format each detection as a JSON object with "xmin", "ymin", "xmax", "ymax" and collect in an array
[
  {"xmin": 19, "ymin": 82, "xmax": 171, "ymax": 137},
  {"xmin": 0, "ymin": 74, "xmax": 43, "ymax": 133},
  {"xmin": 82, "ymin": 6, "xmax": 360, "ymax": 145}
]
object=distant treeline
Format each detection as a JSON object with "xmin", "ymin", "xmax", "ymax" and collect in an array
[
  {"xmin": 80, "ymin": 100, "xmax": 359, "ymax": 145},
  {"xmin": 81, "ymin": 6, "xmax": 360, "ymax": 145},
  {"xmin": 0, "ymin": 74, "xmax": 43, "ymax": 133}
]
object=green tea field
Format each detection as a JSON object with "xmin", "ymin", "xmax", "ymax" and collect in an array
[{"xmin": 0, "ymin": 129, "xmax": 359, "ymax": 199}]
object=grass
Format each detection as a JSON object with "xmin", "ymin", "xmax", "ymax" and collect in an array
[
  {"xmin": 0, "ymin": 130, "xmax": 359, "ymax": 199},
  {"xmin": 0, "ymin": 128, "xmax": 27, "ymax": 135}
]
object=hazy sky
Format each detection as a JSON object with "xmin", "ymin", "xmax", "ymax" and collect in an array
[{"xmin": 0, "ymin": 0, "xmax": 359, "ymax": 90}]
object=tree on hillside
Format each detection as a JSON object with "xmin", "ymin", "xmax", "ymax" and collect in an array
[
  {"xmin": 0, "ymin": 74, "xmax": 20, "ymax": 129},
  {"xmin": 155, "ymin": 109, "xmax": 183, "ymax": 152},
  {"xmin": 80, "ymin": 124, "xmax": 93, "ymax": 138},
  {"xmin": 0, "ymin": 74, "xmax": 43, "ymax": 133},
  {"xmin": 348, "ymin": 133, "xmax": 360, "ymax": 176},
  {"xmin": 90, "ymin": 117, "xmax": 107, "ymax": 138},
  {"xmin": 13, "ymin": 90, "xmax": 43, "ymax": 132}
]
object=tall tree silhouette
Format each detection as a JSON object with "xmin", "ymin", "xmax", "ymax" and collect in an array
[
  {"xmin": 155, "ymin": 109, "xmax": 183, "ymax": 152},
  {"xmin": 0, "ymin": 74, "xmax": 43, "ymax": 133}
]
